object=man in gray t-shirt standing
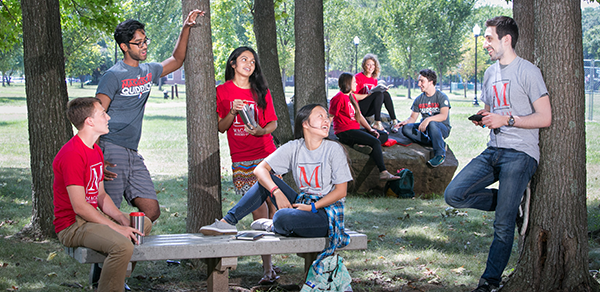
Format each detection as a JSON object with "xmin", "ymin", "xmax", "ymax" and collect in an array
[
  {"xmin": 397, "ymin": 69, "xmax": 451, "ymax": 168},
  {"xmin": 444, "ymin": 16, "xmax": 552, "ymax": 292},
  {"xmin": 96, "ymin": 10, "xmax": 204, "ymax": 222}
]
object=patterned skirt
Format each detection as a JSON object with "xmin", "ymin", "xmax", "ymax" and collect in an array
[{"xmin": 232, "ymin": 158, "xmax": 264, "ymax": 196}]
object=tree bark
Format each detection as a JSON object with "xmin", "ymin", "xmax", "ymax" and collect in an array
[
  {"xmin": 513, "ymin": 0, "xmax": 535, "ymax": 63},
  {"xmin": 253, "ymin": 0, "xmax": 294, "ymax": 145},
  {"xmin": 504, "ymin": 0, "xmax": 599, "ymax": 290},
  {"xmin": 21, "ymin": 0, "xmax": 72, "ymax": 239},
  {"xmin": 294, "ymin": 0, "xmax": 326, "ymax": 117},
  {"xmin": 182, "ymin": 0, "xmax": 222, "ymax": 232}
]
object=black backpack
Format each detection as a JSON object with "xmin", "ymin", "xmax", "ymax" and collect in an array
[{"xmin": 384, "ymin": 168, "xmax": 414, "ymax": 198}]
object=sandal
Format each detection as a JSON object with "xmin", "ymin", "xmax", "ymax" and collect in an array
[{"xmin": 258, "ymin": 274, "xmax": 280, "ymax": 285}]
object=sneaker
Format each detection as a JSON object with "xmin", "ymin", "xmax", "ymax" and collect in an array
[
  {"xmin": 251, "ymin": 218, "xmax": 273, "ymax": 232},
  {"xmin": 517, "ymin": 182, "xmax": 531, "ymax": 236},
  {"xmin": 472, "ymin": 279, "xmax": 499, "ymax": 292},
  {"xmin": 353, "ymin": 144, "xmax": 373, "ymax": 155},
  {"xmin": 427, "ymin": 155, "xmax": 445, "ymax": 167},
  {"xmin": 200, "ymin": 219, "xmax": 237, "ymax": 235},
  {"xmin": 379, "ymin": 171, "xmax": 400, "ymax": 180}
]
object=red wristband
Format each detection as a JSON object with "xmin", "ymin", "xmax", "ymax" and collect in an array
[{"xmin": 270, "ymin": 186, "xmax": 279, "ymax": 197}]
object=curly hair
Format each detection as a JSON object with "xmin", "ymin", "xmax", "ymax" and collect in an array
[{"xmin": 361, "ymin": 54, "xmax": 381, "ymax": 78}]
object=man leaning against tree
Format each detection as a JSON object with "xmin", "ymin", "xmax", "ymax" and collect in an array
[
  {"xmin": 444, "ymin": 16, "xmax": 552, "ymax": 292},
  {"xmin": 95, "ymin": 10, "xmax": 204, "ymax": 222}
]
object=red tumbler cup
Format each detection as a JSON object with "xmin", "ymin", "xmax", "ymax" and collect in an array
[{"xmin": 129, "ymin": 212, "xmax": 145, "ymax": 245}]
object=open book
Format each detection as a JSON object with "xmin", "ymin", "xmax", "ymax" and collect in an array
[
  {"xmin": 368, "ymin": 80, "xmax": 389, "ymax": 94},
  {"xmin": 238, "ymin": 104, "xmax": 258, "ymax": 129}
]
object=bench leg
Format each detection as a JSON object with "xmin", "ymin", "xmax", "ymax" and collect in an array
[
  {"xmin": 205, "ymin": 257, "xmax": 237, "ymax": 292},
  {"xmin": 297, "ymin": 252, "xmax": 319, "ymax": 280}
]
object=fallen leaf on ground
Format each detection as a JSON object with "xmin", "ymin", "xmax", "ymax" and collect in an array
[
  {"xmin": 46, "ymin": 252, "xmax": 57, "ymax": 261},
  {"xmin": 451, "ymin": 266, "xmax": 466, "ymax": 274}
]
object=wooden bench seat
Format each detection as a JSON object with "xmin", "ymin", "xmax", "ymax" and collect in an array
[{"xmin": 66, "ymin": 230, "xmax": 367, "ymax": 292}]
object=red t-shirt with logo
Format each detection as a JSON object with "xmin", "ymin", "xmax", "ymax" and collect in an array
[
  {"xmin": 53, "ymin": 135, "xmax": 104, "ymax": 233},
  {"xmin": 216, "ymin": 80, "xmax": 278, "ymax": 162},
  {"xmin": 354, "ymin": 72, "xmax": 377, "ymax": 95},
  {"xmin": 329, "ymin": 91, "xmax": 360, "ymax": 135}
]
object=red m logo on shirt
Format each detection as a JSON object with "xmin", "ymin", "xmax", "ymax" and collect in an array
[
  {"xmin": 493, "ymin": 82, "xmax": 510, "ymax": 108},
  {"xmin": 298, "ymin": 164, "xmax": 321, "ymax": 189}
]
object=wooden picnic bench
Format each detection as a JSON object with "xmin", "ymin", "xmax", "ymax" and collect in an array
[{"xmin": 65, "ymin": 230, "xmax": 367, "ymax": 292}]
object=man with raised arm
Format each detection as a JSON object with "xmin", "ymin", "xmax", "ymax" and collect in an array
[
  {"xmin": 96, "ymin": 10, "xmax": 204, "ymax": 222},
  {"xmin": 444, "ymin": 16, "xmax": 552, "ymax": 292}
]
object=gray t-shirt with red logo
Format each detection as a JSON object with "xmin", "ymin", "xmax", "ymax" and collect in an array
[
  {"xmin": 481, "ymin": 57, "xmax": 548, "ymax": 162},
  {"xmin": 96, "ymin": 61, "xmax": 163, "ymax": 151},
  {"xmin": 265, "ymin": 139, "xmax": 352, "ymax": 198},
  {"xmin": 411, "ymin": 90, "xmax": 451, "ymax": 129}
]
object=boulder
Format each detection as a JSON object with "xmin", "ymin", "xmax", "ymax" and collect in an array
[{"xmin": 344, "ymin": 143, "xmax": 458, "ymax": 198}]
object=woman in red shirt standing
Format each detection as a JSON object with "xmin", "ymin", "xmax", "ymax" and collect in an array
[
  {"xmin": 216, "ymin": 46, "xmax": 279, "ymax": 284},
  {"xmin": 330, "ymin": 72, "xmax": 400, "ymax": 180},
  {"xmin": 354, "ymin": 54, "xmax": 400, "ymax": 133}
]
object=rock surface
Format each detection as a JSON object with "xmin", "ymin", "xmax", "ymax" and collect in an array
[{"xmin": 344, "ymin": 143, "xmax": 458, "ymax": 198}]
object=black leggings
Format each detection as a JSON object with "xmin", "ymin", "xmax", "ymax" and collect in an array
[
  {"xmin": 336, "ymin": 129, "xmax": 388, "ymax": 172},
  {"xmin": 358, "ymin": 91, "xmax": 397, "ymax": 121}
]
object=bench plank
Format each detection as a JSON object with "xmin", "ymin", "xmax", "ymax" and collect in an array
[{"xmin": 66, "ymin": 231, "xmax": 367, "ymax": 264}]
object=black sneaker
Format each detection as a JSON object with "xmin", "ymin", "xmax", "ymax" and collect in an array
[
  {"xmin": 472, "ymin": 279, "xmax": 499, "ymax": 292},
  {"xmin": 516, "ymin": 182, "xmax": 531, "ymax": 236}
]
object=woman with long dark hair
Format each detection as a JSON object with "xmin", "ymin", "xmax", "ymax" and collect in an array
[
  {"xmin": 330, "ymin": 72, "xmax": 400, "ymax": 180},
  {"xmin": 201, "ymin": 104, "xmax": 353, "ymax": 276},
  {"xmin": 354, "ymin": 54, "xmax": 400, "ymax": 132},
  {"xmin": 215, "ymin": 46, "xmax": 279, "ymax": 284}
]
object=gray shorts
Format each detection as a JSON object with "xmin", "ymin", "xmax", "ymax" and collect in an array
[{"xmin": 99, "ymin": 140, "xmax": 157, "ymax": 208}]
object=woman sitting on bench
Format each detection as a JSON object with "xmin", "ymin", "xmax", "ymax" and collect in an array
[
  {"xmin": 329, "ymin": 72, "xmax": 400, "ymax": 181},
  {"xmin": 200, "ymin": 104, "xmax": 353, "ymax": 271}
]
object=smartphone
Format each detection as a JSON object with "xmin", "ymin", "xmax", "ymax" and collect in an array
[{"xmin": 468, "ymin": 114, "xmax": 484, "ymax": 122}]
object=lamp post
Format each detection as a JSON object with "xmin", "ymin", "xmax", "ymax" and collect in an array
[
  {"xmin": 473, "ymin": 24, "xmax": 480, "ymax": 106},
  {"xmin": 353, "ymin": 36, "xmax": 360, "ymax": 74}
]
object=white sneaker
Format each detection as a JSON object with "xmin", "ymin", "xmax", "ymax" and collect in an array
[
  {"xmin": 251, "ymin": 219, "xmax": 273, "ymax": 232},
  {"xmin": 200, "ymin": 219, "xmax": 238, "ymax": 235}
]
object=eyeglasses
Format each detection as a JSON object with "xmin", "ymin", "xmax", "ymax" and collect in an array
[{"xmin": 128, "ymin": 38, "xmax": 151, "ymax": 48}]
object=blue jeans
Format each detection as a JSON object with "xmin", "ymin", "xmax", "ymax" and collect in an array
[
  {"xmin": 444, "ymin": 147, "xmax": 538, "ymax": 286},
  {"xmin": 223, "ymin": 174, "xmax": 329, "ymax": 237},
  {"xmin": 402, "ymin": 121, "xmax": 449, "ymax": 157}
]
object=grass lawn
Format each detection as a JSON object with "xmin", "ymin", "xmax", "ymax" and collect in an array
[{"xmin": 1, "ymin": 82, "xmax": 600, "ymax": 291}]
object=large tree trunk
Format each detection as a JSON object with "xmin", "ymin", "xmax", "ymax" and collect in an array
[
  {"xmin": 253, "ymin": 0, "xmax": 294, "ymax": 145},
  {"xmin": 513, "ymin": 0, "xmax": 535, "ymax": 63},
  {"xmin": 294, "ymin": 0, "xmax": 326, "ymax": 117},
  {"xmin": 21, "ymin": 0, "xmax": 72, "ymax": 239},
  {"xmin": 504, "ymin": 0, "xmax": 599, "ymax": 290},
  {"xmin": 182, "ymin": 0, "xmax": 221, "ymax": 232}
]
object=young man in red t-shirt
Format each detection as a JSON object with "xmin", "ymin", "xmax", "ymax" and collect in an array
[{"xmin": 53, "ymin": 97, "xmax": 152, "ymax": 292}]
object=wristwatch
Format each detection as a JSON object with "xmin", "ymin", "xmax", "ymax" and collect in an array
[
  {"xmin": 507, "ymin": 115, "xmax": 515, "ymax": 127},
  {"xmin": 311, "ymin": 202, "xmax": 318, "ymax": 213}
]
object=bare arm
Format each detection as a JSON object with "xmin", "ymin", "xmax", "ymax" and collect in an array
[
  {"xmin": 96, "ymin": 93, "xmax": 111, "ymax": 110},
  {"xmin": 353, "ymin": 92, "xmax": 369, "ymax": 101},
  {"xmin": 67, "ymin": 184, "xmax": 142, "ymax": 243},
  {"xmin": 398, "ymin": 111, "xmax": 420, "ymax": 127},
  {"xmin": 160, "ymin": 9, "xmax": 205, "ymax": 77},
  {"xmin": 481, "ymin": 95, "xmax": 552, "ymax": 129},
  {"xmin": 246, "ymin": 120, "xmax": 277, "ymax": 136},
  {"xmin": 254, "ymin": 161, "xmax": 293, "ymax": 209},
  {"xmin": 418, "ymin": 107, "xmax": 449, "ymax": 132}
]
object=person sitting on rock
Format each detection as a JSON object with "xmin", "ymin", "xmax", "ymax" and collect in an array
[
  {"xmin": 395, "ymin": 69, "xmax": 451, "ymax": 168},
  {"xmin": 329, "ymin": 72, "xmax": 400, "ymax": 180}
]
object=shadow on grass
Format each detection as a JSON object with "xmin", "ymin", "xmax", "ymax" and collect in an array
[
  {"xmin": 0, "ymin": 97, "xmax": 27, "ymax": 104},
  {"xmin": 144, "ymin": 115, "xmax": 186, "ymax": 121}
]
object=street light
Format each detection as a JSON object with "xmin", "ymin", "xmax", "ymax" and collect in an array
[
  {"xmin": 473, "ymin": 24, "xmax": 480, "ymax": 106},
  {"xmin": 353, "ymin": 36, "xmax": 360, "ymax": 74}
]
